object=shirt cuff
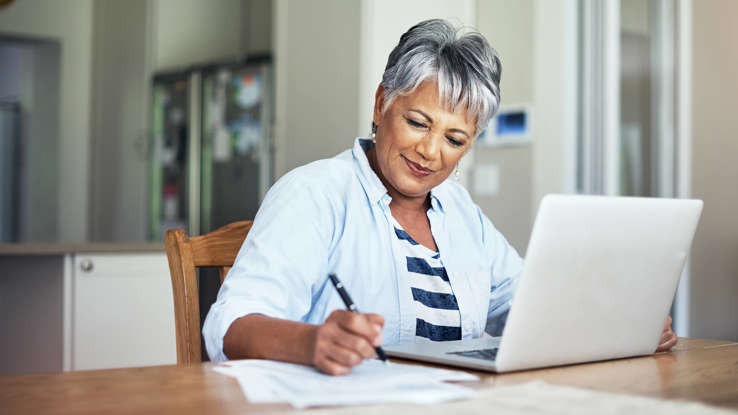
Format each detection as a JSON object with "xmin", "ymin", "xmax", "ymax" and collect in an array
[{"xmin": 202, "ymin": 298, "xmax": 284, "ymax": 361}]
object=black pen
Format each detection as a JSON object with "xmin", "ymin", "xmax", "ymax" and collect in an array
[{"xmin": 328, "ymin": 273, "xmax": 389, "ymax": 363}]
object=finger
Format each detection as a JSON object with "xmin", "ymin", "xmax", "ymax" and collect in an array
[
  {"xmin": 327, "ymin": 309, "xmax": 352, "ymax": 322},
  {"xmin": 665, "ymin": 315, "xmax": 672, "ymax": 327},
  {"xmin": 326, "ymin": 341, "xmax": 365, "ymax": 367},
  {"xmin": 315, "ymin": 355, "xmax": 351, "ymax": 376},
  {"xmin": 364, "ymin": 314, "xmax": 385, "ymax": 344},
  {"xmin": 335, "ymin": 312, "xmax": 382, "ymax": 340},
  {"xmin": 333, "ymin": 330, "xmax": 377, "ymax": 359},
  {"xmin": 364, "ymin": 313, "xmax": 385, "ymax": 328},
  {"xmin": 656, "ymin": 337, "xmax": 677, "ymax": 352},
  {"xmin": 669, "ymin": 335, "xmax": 679, "ymax": 348},
  {"xmin": 656, "ymin": 333, "xmax": 678, "ymax": 352}
]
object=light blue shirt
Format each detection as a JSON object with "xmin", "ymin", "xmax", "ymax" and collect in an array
[{"xmin": 202, "ymin": 138, "xmax": 523, "ymax": 361}]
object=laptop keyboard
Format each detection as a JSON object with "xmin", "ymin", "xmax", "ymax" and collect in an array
[{"xmin": 447, "ymin": 347, "xmax": 499, "ymax": 361}]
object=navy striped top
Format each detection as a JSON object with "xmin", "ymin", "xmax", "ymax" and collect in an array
[{"xmin": 391, "ymin": 217, "xmax": 462, "ymax": 342}]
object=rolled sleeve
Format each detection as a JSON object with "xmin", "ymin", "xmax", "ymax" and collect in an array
[
  {"xmin": 201, "ymin": 171, "xmax": 335, "ymax": 361},
  {"xmin": 203, "ymin": 297, "xmax": 280, "ymax": 362}
]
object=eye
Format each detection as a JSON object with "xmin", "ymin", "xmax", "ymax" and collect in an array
[
  {"xmin": 446, "ymin": 136, "xmax": 464, "ymax": 147},
  {"xmin": 405, "ymin": 117, "xmax": 427, "ymax": 129}
]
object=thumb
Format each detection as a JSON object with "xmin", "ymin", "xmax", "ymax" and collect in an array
[{"xmin": 364, "ymin": 313, "xmax": 385, "ymax": 328}]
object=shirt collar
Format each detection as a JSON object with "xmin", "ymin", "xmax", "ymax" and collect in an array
[{"xmin": 351, "ymin": 137, "xmax": 449, "ymax": 213}]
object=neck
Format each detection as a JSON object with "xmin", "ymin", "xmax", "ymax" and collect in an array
[{"xmin": 366, "ymin": 146, "xmax": 430, "ymax": 214}]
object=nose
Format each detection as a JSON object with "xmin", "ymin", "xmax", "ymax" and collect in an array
[{"xmin": 415, "ymin": 132, "xmax": 441, "ymax": 162}]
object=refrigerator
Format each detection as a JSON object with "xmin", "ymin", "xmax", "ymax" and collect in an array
[{"xmin": 149, "ymin": 56, "xmax": 273, "ymax": 241}]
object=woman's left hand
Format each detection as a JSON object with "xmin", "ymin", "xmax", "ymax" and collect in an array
[{"xmin": 655, "ymin": 315, "xmax": 678, "ymax": 352}]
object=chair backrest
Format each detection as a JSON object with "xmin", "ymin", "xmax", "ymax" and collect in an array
[{"xmin": 164, "ymin": 221, "xmax": 253, "ymax": 365}]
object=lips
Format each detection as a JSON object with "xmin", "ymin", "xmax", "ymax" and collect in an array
[{"xmin": 403, "ymin": 156, "xmax": 433, "ymax": 177}]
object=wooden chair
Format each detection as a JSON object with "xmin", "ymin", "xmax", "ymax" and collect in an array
[{"xmin": 164, "ymin": 221, "xmax": 253, "ymax": 365}]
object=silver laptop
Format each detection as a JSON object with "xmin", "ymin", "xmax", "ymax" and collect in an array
[{"xmin": 384, "ymin": 194, "xmax": 703, "ymax": 372}]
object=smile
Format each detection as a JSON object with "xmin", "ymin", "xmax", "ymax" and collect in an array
[{"xmin": 403, "ymin": 156, "xmax": 433, "ymax": 177}]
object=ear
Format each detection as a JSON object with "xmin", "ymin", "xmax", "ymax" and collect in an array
[{"xmin": 373, "ymin": 84, "xmax": 386, "ymax": 128}]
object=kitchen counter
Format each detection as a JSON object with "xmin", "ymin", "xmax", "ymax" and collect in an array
[
  {"xmin": 0, "ymin": 243, "xmax": 165, "ymax": 255},
  {"xmin": 0, "ymin": 245, "xmax": 175, "ymax": 375}
]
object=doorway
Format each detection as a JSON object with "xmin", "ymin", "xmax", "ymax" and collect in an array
[{"xmin": 0, "ymin": 36, "xmax": 61, "ymax": 242}]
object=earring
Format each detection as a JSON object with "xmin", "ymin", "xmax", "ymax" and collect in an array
[
  {"xmin": 455, "ymin": 163, "xmax": 460, "ymax": 181},
  {"xmin": 371, "ymin": 131, "xmax": 376, "ymax": 143}
]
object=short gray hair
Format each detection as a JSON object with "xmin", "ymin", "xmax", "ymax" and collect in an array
[{"xmin": 376, "ymin": 19, "xmax": 502, "ymax": 135}]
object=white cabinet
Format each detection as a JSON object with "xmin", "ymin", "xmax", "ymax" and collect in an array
[
  {"xmin": 0, "ymin": 247, "xmax": 178, "ymax": 375},
  {"xmin": 71, "ymin": 252, "xmax": 177, "ymax": 370}
]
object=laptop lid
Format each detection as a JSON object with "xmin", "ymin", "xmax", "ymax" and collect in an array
[{"xmin": 494, "ymin": 195, "xmax": 702, "ymax": 372}]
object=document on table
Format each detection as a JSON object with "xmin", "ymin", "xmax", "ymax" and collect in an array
[
  {"xmin": 213, "ymin": 359, "xmax": 478, "ymax": 408},
  {"xmin": 300, "ymin": 381, "xmax": 738, "ymax": 415}
]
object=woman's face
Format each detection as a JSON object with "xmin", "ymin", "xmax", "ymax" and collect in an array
[{"xmin": 371, "ymin": 80, "xmax": 476, "ymax": 203}]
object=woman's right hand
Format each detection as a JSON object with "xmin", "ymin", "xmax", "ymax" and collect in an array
[{"xmin": 310, "ymin": 310, "xmax": 385, "ymax": 375}]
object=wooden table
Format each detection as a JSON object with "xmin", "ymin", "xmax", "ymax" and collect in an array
[{"xmin": 2, "ymin": 338, "xmax": 737, "ymax": 414}]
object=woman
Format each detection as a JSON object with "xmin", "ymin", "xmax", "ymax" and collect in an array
[{"xmin": 203, "ymin": 19, "xmax": 677, "ymax": 375}]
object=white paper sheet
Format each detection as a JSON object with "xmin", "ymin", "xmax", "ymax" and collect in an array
[
  {"xmin": 294, "ymin": 381, "xmax": 738, "ymax": 415},
  {"xmin": 213, "ymin": 359, "xmax": 478, "ymax": 408}
]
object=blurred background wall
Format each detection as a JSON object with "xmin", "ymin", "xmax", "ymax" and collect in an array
[
  {"xmin": 690, "ymin": 0, "xmax": 738, "ymax": 340},
  {"xmin": 272, "ymin": 0, "xmax": 361, "ymax": 177}
]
